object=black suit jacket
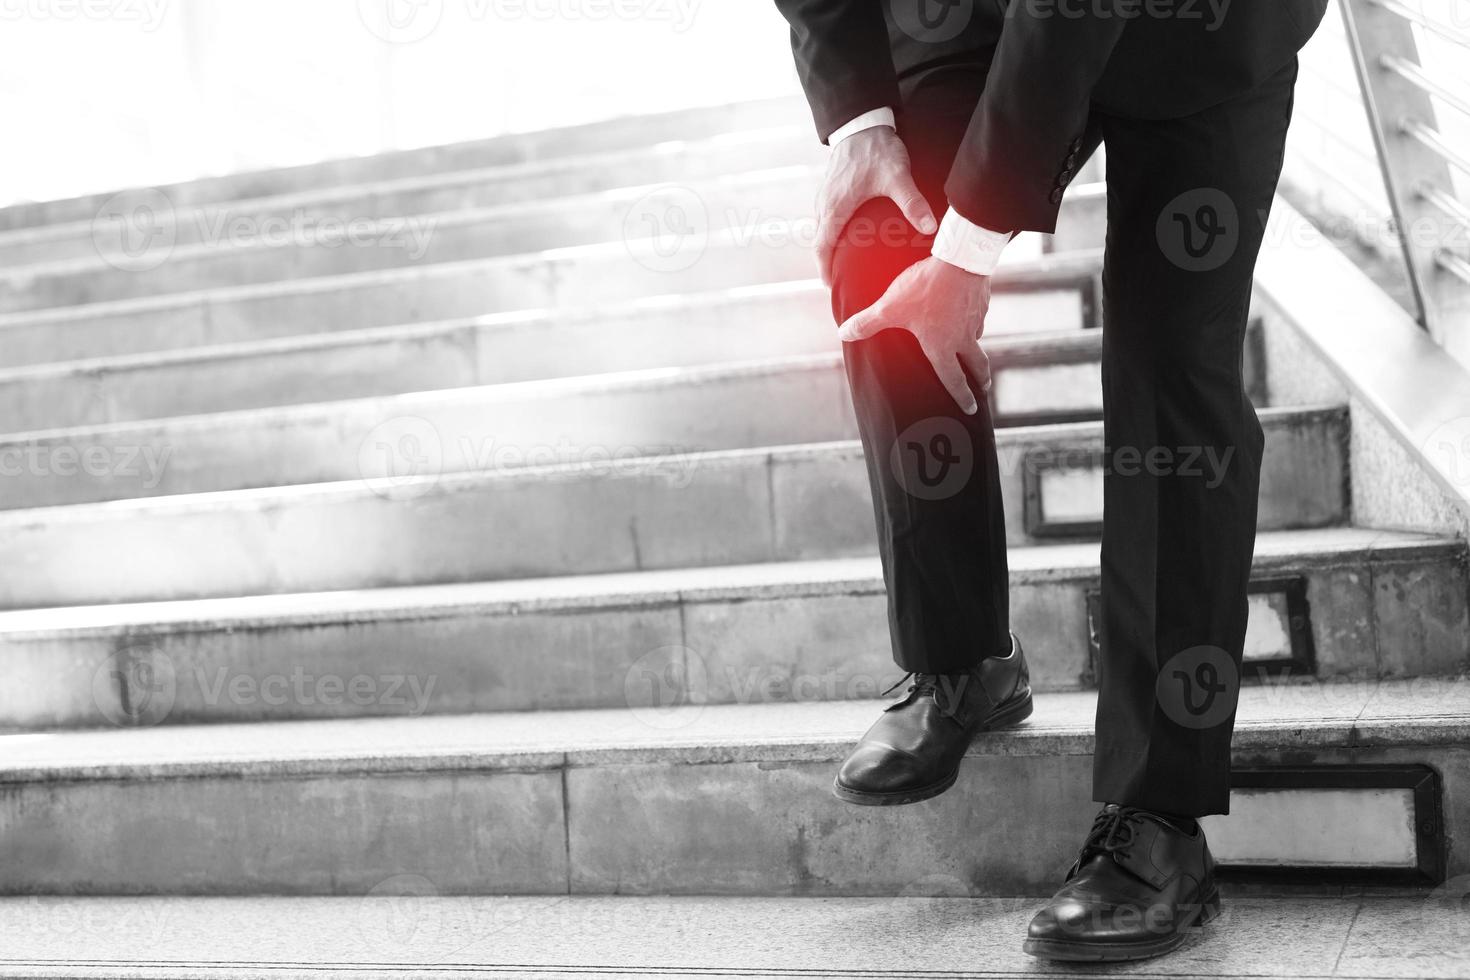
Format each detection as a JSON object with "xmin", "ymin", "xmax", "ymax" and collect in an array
[{"xmin": 776, "ymin": 0, "xmax": 1328, "ymax": 234}]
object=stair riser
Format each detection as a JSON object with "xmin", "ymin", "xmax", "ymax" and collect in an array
[
  {"xmin": 0, "ymin": 742, "xmax": 1461, "ymax": 895},
  {"xmin": 0, "ymin": 359, "xmax": 850, "ymax": 508},
  {"xmin": 0, "ymin": 174, "xmax": 828, "ymax": 314},
  {"xmin": 5, "ymin": 332, "xmax": 1143, "ymax": 506},
  {"xmin": 0, "ymin": 130, "xmax": 825, "ymax": 268},
  {"xmin": 0, "ymin": 97, "xmax": 810, "ymax": 235},
  {"xmin": 0, "ymin": 239, "xmax": 822, "ymax": 369},
  {"xmin": 0, "ymin": 412, "xmax": 1348, "ymax": 610},
  {"xmin": 0, "ymin": 174, "xmax": 1106, "ymax": 316},
  {"xmin": 1045, "ymin": 188, "xmax": 1106, "ymax": 254},
  {"xmin": 0, "ymin": 286, "xmax": 1092, "ymax": 429},
  {"xmin": 8, "ymin": 545, "xmax": 1460, "ymax": 728}
]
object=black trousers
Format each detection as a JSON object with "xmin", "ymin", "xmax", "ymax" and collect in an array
[{"xmin": 831, "ymin": 32, "xmax": 1298, "ymax": 817}]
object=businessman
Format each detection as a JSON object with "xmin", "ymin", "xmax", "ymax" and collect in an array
[{"xmin": 774, "ymin": 0, "xmax": 1327, "ymax": 961}]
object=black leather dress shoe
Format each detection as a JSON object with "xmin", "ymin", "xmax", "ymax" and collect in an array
[
  {"xmin": 1024, "ymin": 804, "xmax": 1220, "ymax": 961},
  {"xmin": 832, "ymin": 634, "xmax": 1032, "ymax": 806}
]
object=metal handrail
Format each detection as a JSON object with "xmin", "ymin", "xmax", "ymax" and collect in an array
[
  {"xmin": 1342, "ymin": 0, "xmax": 1470, "ymax": 349},
  {"xmin": 1437, "ymin": 250, "xmax": 1470, "ymax": 286},
  {"xmin": 1380, "ymin": 54, "xmax": 1470, "ymax": 119},
  {"xmin": 1401, "ymin": 118, "xmax": 1470, "ymax": 177},
  {"xmin": 1366, "ymin": 0, "xmax": 1470, "ymax": 49},
  {"xmin": 1420, "ymin": 183, "xmax": 1470, "ymax": 232}
]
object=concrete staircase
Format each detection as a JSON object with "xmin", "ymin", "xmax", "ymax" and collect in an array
[{"xmin": 0, "ymin": 98, "xmax": 1466, "ymax": 976}]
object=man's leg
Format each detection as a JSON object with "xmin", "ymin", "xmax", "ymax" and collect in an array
[
  {"xmin": 1024, "ymin": 58, "xmax": 1299, "ymax": 961},
  {"xmin": 1092, "ymin": 58, "xmax": 1298, "ymax": 818},
  {"xmin": 827, "ymin": 56, "xmax": 1035, "ymax": 805},
  {"xmin": 831, "ymin": 127, "xmax": 1011, "ymax": 677}
]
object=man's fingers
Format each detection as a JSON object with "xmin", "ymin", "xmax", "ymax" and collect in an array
[
  {"xmin": 815, "ymin": 221, "xmax": 838, "ymax": 287},
  {"xmin": 837, "ymin": 300, "xmax": 894, "ymax": 343},
  {"xmin": 815, "ymin": 198, "xmax": 858, "ymax": 286},
  {"xmin": 929, "ymin": 347, "xmax": 980, "ymax": 416},
  {"xmin": 888, "ymin": 171, "xmax": 937, "ymax": 236},
  {"xmin": 959, "ymin": 342, "xmax": 993, "ymax": 395}
]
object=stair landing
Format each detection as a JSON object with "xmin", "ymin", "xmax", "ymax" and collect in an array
[{"xmin": 1, "ymin": 893, "xmax": 1464, "ymax": 979}]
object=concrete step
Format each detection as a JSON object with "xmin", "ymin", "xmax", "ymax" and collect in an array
[
  {"xmin": 1, "ymin": 327, "xmax": 1144, "ymax": 509},
  {"xmin": 0, "ymin": 167, "xmax": 823, "ymax": 314},
  {"xmin": 0, "ymin": 407, "xmax": 1348, "ymax": 610},
  {"xmin": 0, "ymin": 171, "xmax": 1106, "ymax": 318},
  {"xmin": 0, "ymin": 96, "xmax": 810, "ymax": 234},
  {"xmin": 0, "ymin": 272, "xmax": 1096, "ymax": 429},
  {"xmin": 0, "ymin": 674, "xmax": 1463, "ymax": 894},
  {"xmin": 0, "ymin": 893, "xmax": 1463, "ymax": 979},
  {"xmin": 1045, "ymin": 181, "xmax": 1107, "ymax": 254},
  {"xmin": 0, "ymin": 227, "xmax": 1101, "ymax": 368},
  {"xmin": 0, "ymin": 126, "xmax": 825, "ymax": 268},
  {"xmin": 5, "ymin": 528, "xmax": 1461, "ymax": 728}
]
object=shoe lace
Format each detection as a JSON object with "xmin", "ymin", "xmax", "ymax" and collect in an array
[
  {"xmin": 1079, "ymin": 807, "xmax": 1139, "ymax": 864},
  {"xmin": 880, "ymin": 672, "xmax": 939, "ymax": 699},
  {"xmin": 880, "ymin": 672, "xmax": 967, "ymax": 723}
]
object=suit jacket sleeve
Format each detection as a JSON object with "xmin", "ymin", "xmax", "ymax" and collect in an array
[
  {"xmin": 773, "ymin": 0, "xmax": 900, "ymax": 144},
  {"xmin": 944, "ymin": 2, "xmax": 1129, "ymax": 234}
]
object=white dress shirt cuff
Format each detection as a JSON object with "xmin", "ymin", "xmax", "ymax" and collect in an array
[
  {"xmin": 829, "ymin": 107, "xmax": 895, "ymax": 144},
  {"xmin": 932, "ymin": 207, "xmax": 1013, "ymax": 276}
]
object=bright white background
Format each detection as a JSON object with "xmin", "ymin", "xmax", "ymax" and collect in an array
[{"xmin": 0, "ymin": 0, "xmax": 803, "ymax": 206}]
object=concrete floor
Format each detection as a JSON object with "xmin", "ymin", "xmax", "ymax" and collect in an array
[{"xmin": 0, "ymin": 892, "xmax": 1465, "ymax": 979}]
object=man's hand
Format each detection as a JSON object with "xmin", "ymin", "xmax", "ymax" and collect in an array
[
  {"xmin": 816, "ymin": 126, "xmax": 937, "ymax": 286},
  {"xmin": 837, "ymin": 256, "xmax": 993, "ymax": 415}
]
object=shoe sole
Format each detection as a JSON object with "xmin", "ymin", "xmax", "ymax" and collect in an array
[
  {"xmin": 830, "ymin": 691, "xmax": 1034, "ymax": 807},
  {"xmin": 1021, "ymin": 886, "xmax": 1222, "ymax": 962}
]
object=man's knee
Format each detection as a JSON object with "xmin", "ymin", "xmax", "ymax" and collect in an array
[{"xmin": 829, "ymin": 196, "xmax": 934, "ymax": 324}]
